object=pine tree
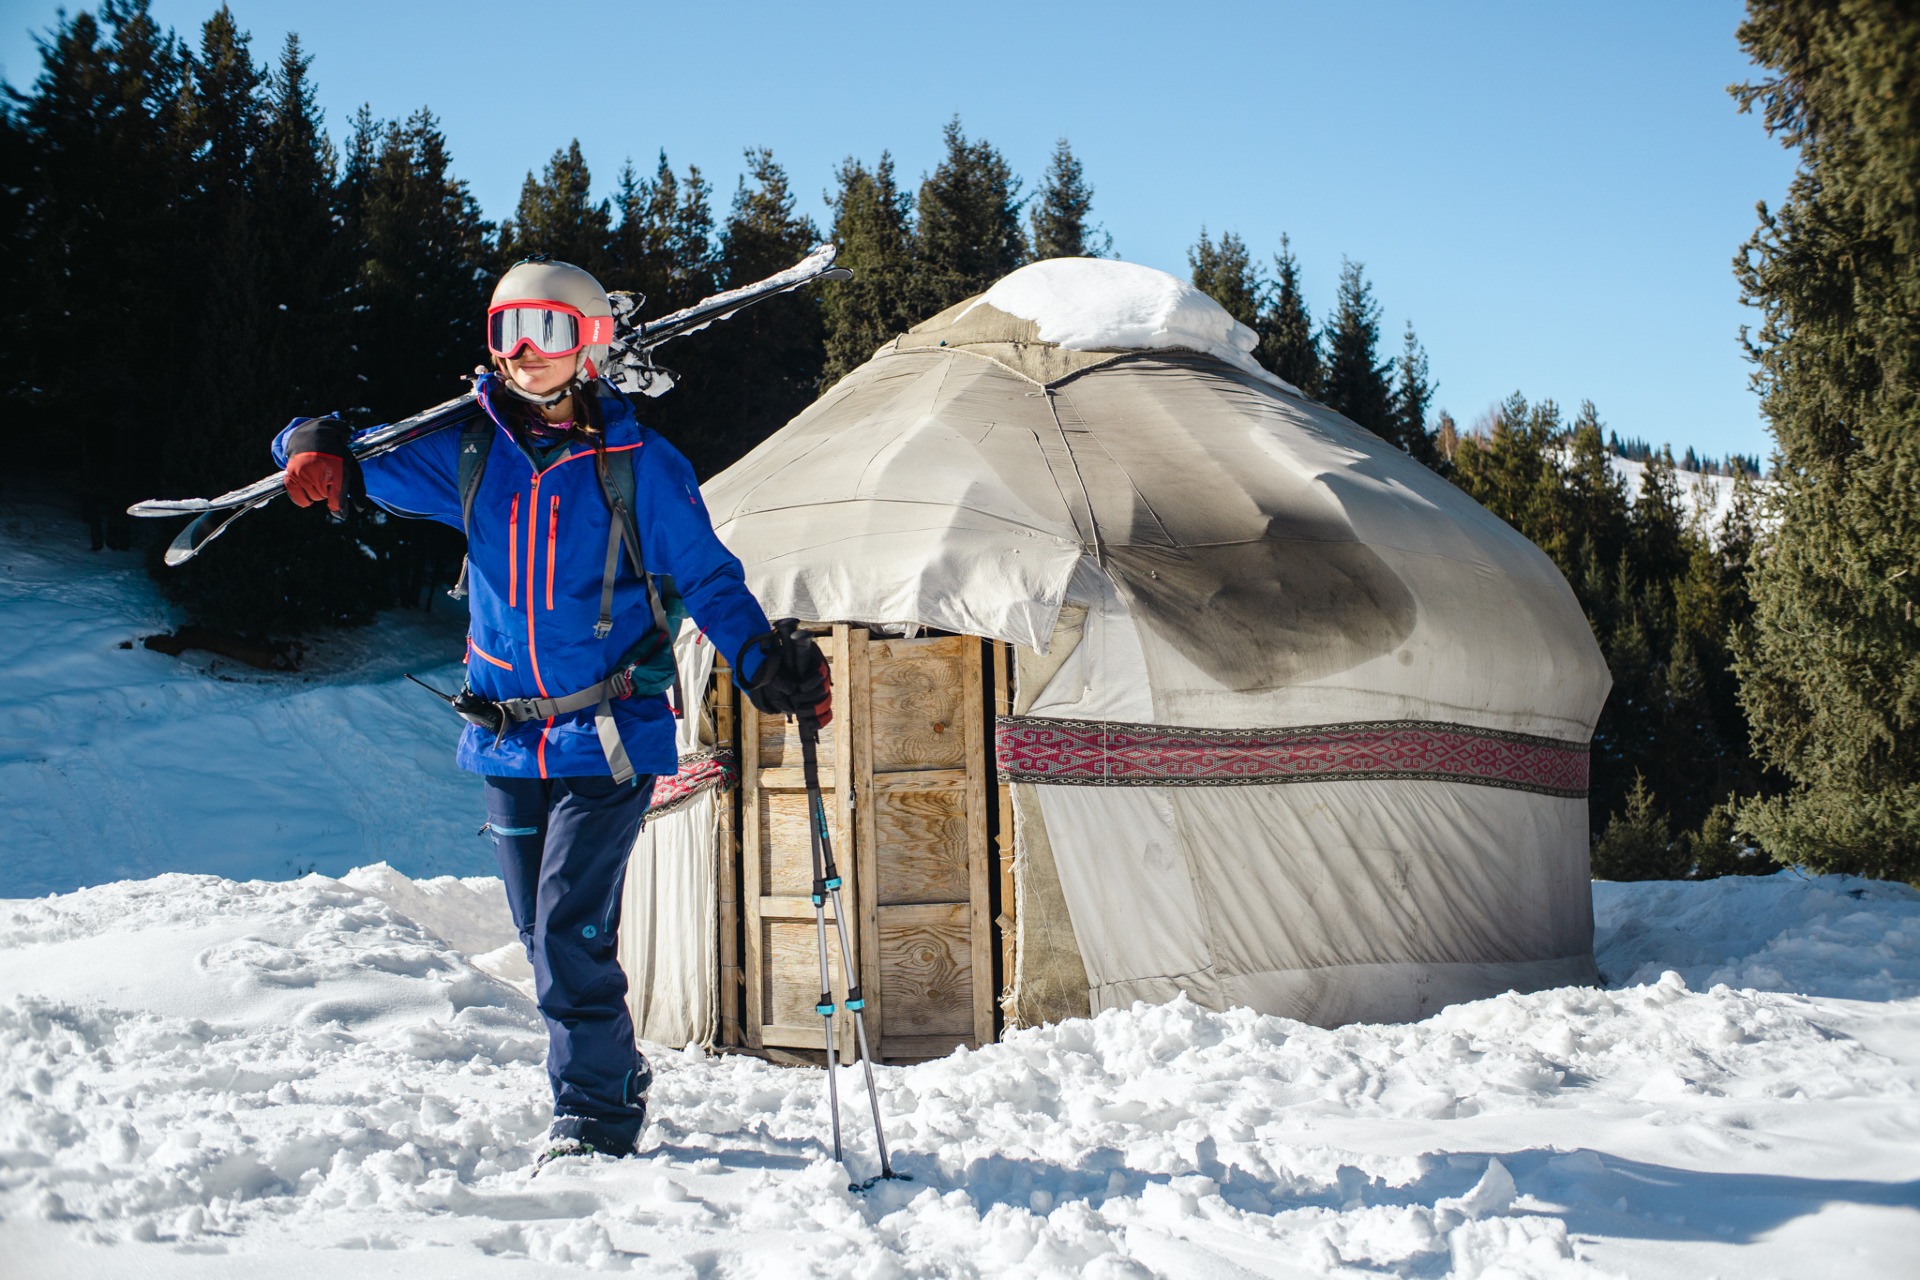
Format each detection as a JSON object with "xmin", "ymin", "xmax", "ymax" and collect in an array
[
  {"xmin": 822, "ymin": 152, "xmax": 915, "ymax": 382},
  {"xmin": 333, "ymin": 107, "xmax": 491, "ymax": 620},
  {"xmin": 652, "ymin": 148, "xmax": 821, "ymax": 477},
  {"xmin": 355, "ymin": 108, "xmax": 493, "ymax": 417},
  {"xmin": 501, "ymin": 138, "xmax": 611, "ymax": 275},
  {"xmin": 1563, "ymin": 402, "xmax": 1632, "ymax": 598},
  {"xmin": 1029, "ymin": 137, "xmax": 1110, "ymax": 260},
  {"xmin": 913, "ymin": 117, "xmax": 1026, "ymax": 316},
  {"xmin": 254, "ymin": 33, "xmax": 348, "ymax": 413},
  {"xmin": 605, "ymin": 151, "xmax": 717, "ymax": 313},
  {"xmin": 175, "ymin": 5, "xmax": 267, "ymax": 490},
  {"xmin": 1592, "ymin": 773, "xmax": 1684, "ymax": 880},
  {"xmin": 1320, "ymin": 258, "xmax": 1395, "ymax": 438},
  {"xmin": 1388, "ymin": 321, "xmax": 1441, "ymax": 466},
  {"xmin": 1728, "ymin": 0, "xmax": 1920, "ymax": 878},
  {"xmin": 10, "ymin": 1, "xmax": 191, "ymax": 545},
  {"xmin": 1256, "ymin": 234, "xmax": 1320, "ymax": 396},
  {"xmin": 1187, "ymin": 228, "xmax": 1258, "ymax": 329}
]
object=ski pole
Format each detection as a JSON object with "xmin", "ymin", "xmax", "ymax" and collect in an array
[
  {"xmin": 797, "ymin": 707, "xmax": 903, "ymax": 1191},
  {"xmin": 805, "ymin": 739, "xmax": 844, "ymax": 1164}
]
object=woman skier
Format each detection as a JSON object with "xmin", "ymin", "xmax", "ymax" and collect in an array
[{"xmin": 271, "ymin": 257, "xmax": 826, "ymax": 1164}]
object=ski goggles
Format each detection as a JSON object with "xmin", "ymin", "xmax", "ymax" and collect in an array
[{"xmin": 486, "ymin": 300, "xmax": 616, "ymax": 359}]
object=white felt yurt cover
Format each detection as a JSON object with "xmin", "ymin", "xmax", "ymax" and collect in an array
[{"xmin": 701, "ymin": 258, "xmax": 1610, "ymax": 1027}]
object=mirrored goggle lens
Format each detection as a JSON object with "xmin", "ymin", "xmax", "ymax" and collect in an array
[{"xmin": 488, "ymin": 306, "xmax": 583, "ymax": 358}]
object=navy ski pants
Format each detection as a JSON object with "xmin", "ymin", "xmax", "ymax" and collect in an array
[{"xmin": 483, "ymin": 773, "xmax": 654, "ymax": 1152}]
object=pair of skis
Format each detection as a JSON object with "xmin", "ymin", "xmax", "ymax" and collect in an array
[{"xmin": 129, "ymin": 244, "xmax": 850, "ymax": 566}]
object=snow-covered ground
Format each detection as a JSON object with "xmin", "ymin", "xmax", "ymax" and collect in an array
[{"xmin": 2, "ymin": 491, "xmax": 1916, "ymax": 1278}]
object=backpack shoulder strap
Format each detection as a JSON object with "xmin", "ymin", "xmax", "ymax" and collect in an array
[
  {"xmin": 456, "ymin": 415, "xmax": 494, "ymax": 535},
  {"xmin": 447, "ymin": 414, "xmax": 494, "ymax": 602}
]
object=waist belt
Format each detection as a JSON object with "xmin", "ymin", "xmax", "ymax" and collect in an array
[{"xmin": 493, "ymin": 676, "xmax": 637, "ymax": 784}]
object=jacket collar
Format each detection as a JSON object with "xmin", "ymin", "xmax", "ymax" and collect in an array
[{"xmin": 475, "ymin": 372, "xmax": 640, "ymax": 449}]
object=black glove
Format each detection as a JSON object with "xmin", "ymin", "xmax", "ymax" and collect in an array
[{"xmin": 739, "ymin": 618, "xmax": 833, "ymax": 726}]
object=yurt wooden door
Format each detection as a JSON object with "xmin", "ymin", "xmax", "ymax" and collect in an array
[{"xmin": 737, "ymin": 627, "xmax": 995, "ymax": 1062}]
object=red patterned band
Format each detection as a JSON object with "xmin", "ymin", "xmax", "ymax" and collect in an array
[
  {"xmin": 646, "ymin": 749, "xmax": 739, "ymax": 820},
  {"xmin": 995, "ymin": 716, "xmax": 1589, "ymax": 798}
]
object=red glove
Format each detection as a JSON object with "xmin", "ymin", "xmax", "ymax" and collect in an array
[
  {"xmin": 286, "ymin": 451, "xmax": 347, "ymax": 512},
  {"xmin": 282, "ymin": 417, "xmax": 356, "ymax": 514}
]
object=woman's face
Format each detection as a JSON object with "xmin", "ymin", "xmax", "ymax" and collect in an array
[{"xmin": 499, "ymin": 348, "xmax": 577, "ymax": 400}]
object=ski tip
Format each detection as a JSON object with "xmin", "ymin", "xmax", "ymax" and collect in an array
[
  {"xmin": 821, "ymin": 267, "xmax": 853, "ymax": 283},
  {"xmin": 129, "ymin": 500, "xmax": 209, "ymax": 517}
]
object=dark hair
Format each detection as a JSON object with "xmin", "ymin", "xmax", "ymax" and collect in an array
[{"xmin": 498, "ymin": 376, "xmax": 607, "ymax": 476}]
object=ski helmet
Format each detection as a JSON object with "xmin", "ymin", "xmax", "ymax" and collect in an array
[{"xmin": 488, "ymin": 256, "xmax": 615, "ymax": 403}]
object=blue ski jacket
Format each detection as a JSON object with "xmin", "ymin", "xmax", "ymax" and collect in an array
[{"xmin": 274, "ymin": 374, "xmax": 769, "ymax": 779}]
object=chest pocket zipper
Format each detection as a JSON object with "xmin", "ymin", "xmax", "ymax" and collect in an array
[
  {"xmin": 546, "ymin": 493, "xmax": 559, "ymax": 610},
  {"xmin": 508, "ymin": 492, "xmax": 520, "ymax": 609}
]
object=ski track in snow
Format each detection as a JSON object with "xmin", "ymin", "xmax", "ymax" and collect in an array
[{"xmin": 3, "ymin": 495, "xmax": 1918, "ymax": 1278}]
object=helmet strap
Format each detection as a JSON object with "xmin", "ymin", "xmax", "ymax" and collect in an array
[{"xmin": 495, "ymin": 352, "xmax": 589, "ymax": 409}]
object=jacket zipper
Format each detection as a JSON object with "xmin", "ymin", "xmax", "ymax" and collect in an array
[
  {"xmin": 546, "ymin": 493, "xmax": 559, "ymax": 610},
  {"xmin": 526, "ymin": 474, "xmax": 550, "ymax": 777}
]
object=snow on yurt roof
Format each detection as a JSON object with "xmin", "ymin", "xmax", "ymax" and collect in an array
[
  {"xmin": 943, "ymin": 257, "xmax": 1300, "ymax": 394},
  {"xmin": 705, "ymin": 258, "xmax": 1608, "ymax": 741}
]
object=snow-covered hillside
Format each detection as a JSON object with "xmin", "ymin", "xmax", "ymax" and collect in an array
[
  {"xmin": 2, "ymin": 492, "xmax": 1916, "ymax": 1278},
  {"xmin": 1608, "ymin": 454, "xmax": 1744, "ymax": 532},
  {"xmin": 0, "ymin": 494, "xmax": 484, "ymax": 897}
]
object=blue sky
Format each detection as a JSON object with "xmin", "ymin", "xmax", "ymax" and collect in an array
[{"xmin": 3, "ymin": 1, "xmax": 1796, "ymax": 460}]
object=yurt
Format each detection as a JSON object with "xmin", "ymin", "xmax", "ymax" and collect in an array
[{"xmin": 619, "ymin": 257, "xmax": 1610, "ymax": 1063}]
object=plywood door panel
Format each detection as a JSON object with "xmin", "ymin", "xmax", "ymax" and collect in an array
[
  {"xmin": 877, "ymin": 902, "xmax": 974, "ymax": 1038},
  {"xmin": 762, "ymin": 915, "xmax": 853, "ymax": 1031},
  {"xmin": 867, "ymin": 637, "xmax": 972, "ymax": 773},
  {"xmin": 873, "ymin": 785, "xmax": 970, "ymax": 905},
  {"xmin": 757, "ymin": 789, "xmax": 821, "ymax": 897}
]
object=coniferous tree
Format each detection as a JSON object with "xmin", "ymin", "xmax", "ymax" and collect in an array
[
  {"xmin": 1388, "ymin": 321, "xmax": 1441, "ymax": 466},
  {"xmin": 1592, "ymin": 773, "xmax": 1684, "ymax": 880},
  {"xmin": 254, "ymin": 34, "xmax": 350, "ymax": 413},
  {"xmin": 336, "ymin": 103, "xmax": 378, "ymax": 259},
  {"xmin": 1320, "ymin": 258, "xmax": 1395, "ymax": 438},
  {"xmin": 653, "ymin": 148, "xmax": 820, "ymax": 477},
  {"xmin": 334, "ymin": 107, "xmax": 491, "ymax": 619},
  {"xmin": 10, "ymin": 1, "xmax": 191, "ymax": 544},
  {"xmin": 913, "ymin": 117, "xmax": 1026, "ymax": 316},
  {"xmin": 605, "ymin": 151, "xmax": 718, "ymax": 315},
  {"xmin": 354, "ymin": 108, "xmax": 493, "ymax": 418},
  {"xmin": 1257, "ymin": 234, "xmax": 1320, "ymax": 396},
  {"xmin": 1729, "ymin": 0, "xmax": 1920, "ymax": 878},
  {"xmin": 175, "ymin": 6, "xmax": 267, "ymax": 490},
  {"xmin": 1029, "ymin": 137, "xmax": 1110, "ymax": 260},
  {"xmin": 822, "ymin": 152, "xmax": 915, "ymax": 382},
  {"xmin": 501, "ymin": 139, "xmax": 611, "ymax": 275},
  {"xmin": 1187, "ymin": 227, "xmax": 1258, "ymax": 330},
  {"xmin": 604, "ymin": 151, "xmax": 718, "ymax": 468}
]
